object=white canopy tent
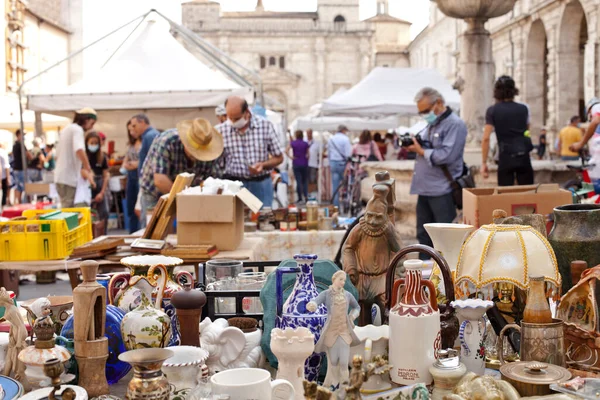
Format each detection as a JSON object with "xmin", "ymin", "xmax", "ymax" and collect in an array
[
  {"xmin": 320, "ymin": 67, "xmax": 461, "ymax": 118},
  {"xmin": 27, "ymin": 18, "xmax": 251, "ymax": 112},
  {"xmin": 25, "ymin": 17, "xmax": 253, "ymax": 153}
]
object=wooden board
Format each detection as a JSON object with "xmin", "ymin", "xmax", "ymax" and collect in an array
[
  {"xmin": 142, "ymin": 195, "xmax": 167, "ymax": 239},
  {"xmin": 149, "ymin": 173, "xmax": 195, "ymax": 240},
  {"xmin": 161, "ymin": 244, "xmax": 218, "ymax": 260},
  {"xmin": 72, "ymin": 237, "xmax": 125, "ymax": 257}
]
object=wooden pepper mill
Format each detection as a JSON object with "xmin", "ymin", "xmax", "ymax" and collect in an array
[
  {"xmin": 170, "ymin": 282, "xmax": 206, "ymax": 347},
  {"xmin": 73, "ymin": 260, "xmax": 109, "ymax": 397}
]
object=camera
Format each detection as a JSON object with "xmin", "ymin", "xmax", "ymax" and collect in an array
[{"xmin": 400, "ymin": 133, "xmax": 424, "ymax": 148}]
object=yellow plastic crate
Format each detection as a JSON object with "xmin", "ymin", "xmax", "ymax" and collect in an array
[{"xmin": 0, "ymin": 208, "xmax": 93, "ymax": 261}]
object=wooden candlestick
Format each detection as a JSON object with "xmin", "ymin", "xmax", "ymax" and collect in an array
[
  {"xmin": 73, "ymin": 260, "xmax": 109, "ymax": 397},
  {"xmin": 170, "ymin": 283, "xmax": 206, "ymax": 347}
]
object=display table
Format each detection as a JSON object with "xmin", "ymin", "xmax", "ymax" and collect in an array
[
  {"xmin": 246, "ymin": 230, "xmax": 347, "ymax": 261},
  {"xmin": 0, "ymin": 236, "xmax": 267, "ymax": 290}
]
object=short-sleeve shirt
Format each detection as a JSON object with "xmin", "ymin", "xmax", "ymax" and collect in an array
[
  {"xmin": 0, "ymin": 149, "xmax": 9, "ymax": 179},
  {"xmin": 559, "ymin": 126, "xmax": 583, "ymax": 157},
  {"xmin": 290, "ymin": 139, "xmax": 309, "ymax": 167},
  {"xmin": 485, "ymin": 101, "xmax": 529, "ymax": 155},
  {"xmin": 87, "ymin": 152, "xmax": 108, "ymax": 176},
  {"xmin": 11, "ymin": 141, "xmax": 23, "ymax": 171},
  {"xmin": 54, "ymin": 123, "xmax": 85, "ymax": 187},
  {"xmin": 140, "ymin": 129, "xmax": 224, "ymax": 200},
  {"xmin": 217, "ymin": 115, "xmax": 283, "ymax": 179}
]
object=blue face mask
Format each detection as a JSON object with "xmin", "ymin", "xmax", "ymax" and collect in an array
[
  {"xmin": 422, "ymin": 111, "xmax": 437, "ymax": 125},
  {"xmin": 87, "ymin": 144, "xmax": 99, "ymax": 153}
]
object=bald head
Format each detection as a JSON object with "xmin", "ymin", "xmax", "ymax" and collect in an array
[{"xmin": 225, "ymin": 96, "xmax": 250, "ymax": 131}]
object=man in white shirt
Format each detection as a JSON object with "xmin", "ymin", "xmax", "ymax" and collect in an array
[
  {"xmin": 54, "ymin": 107, "xmax": 96, "ymax": 208},
  {"xmin": 327, "ymin": 125, "xmax": 352, "ymax": 206},
  {"xmin": 307, "ymin": 129, "xmax": 321, "ymax": 190}
]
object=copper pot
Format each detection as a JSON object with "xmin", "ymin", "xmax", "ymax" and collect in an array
[{"xmin": 500, "ymin": 361, "xmax": 571, "ymax": 397}]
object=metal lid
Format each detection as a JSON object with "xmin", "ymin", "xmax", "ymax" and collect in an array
[
  {"xmin": 433, "ymin": 348, "xmax": 461, "ymax": 370},
  {"xmin": 500, "ymin": 362, "xmax": 571, "ymax": 384}
]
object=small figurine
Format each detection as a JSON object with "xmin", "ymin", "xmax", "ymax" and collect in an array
[
  {"xmin": 303, "ymin": 380, "xmax": 333, "ymax": 400},
  {"xmin": 307, "ymin": 271, "xmax": 361, "ymax": 389},
  {"xmin": 342, "ymin": 184, "xmax": 401, "ymax": 325},
  {"xmin": 344, "ymin": 355, "xmax": 375, "ymax": 400},
  {"xmin": 0, "ymin": 287, "xmax": 30, "ymax": 391}
]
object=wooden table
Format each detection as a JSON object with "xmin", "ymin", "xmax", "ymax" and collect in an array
[{"xmin": 0, "ymin": 236, "xmax": 267, "ymax": 290}]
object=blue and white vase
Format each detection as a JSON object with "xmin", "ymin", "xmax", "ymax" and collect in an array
[{"xmin": 276, "ymin": 254, "xmax": 327, "ymax": 381}]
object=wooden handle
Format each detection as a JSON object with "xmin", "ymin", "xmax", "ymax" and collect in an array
[
  {"xmin": 497, "ymin": 323, "xmax": 520, "ymax": 365},
  {"xmin": 385, "ymin": 244, "xmax": 454, "ymax": 312}
]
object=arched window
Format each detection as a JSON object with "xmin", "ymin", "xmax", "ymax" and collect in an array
[
  {"xmin": 260, "ymin": 56, "xmax": 266, "ymax": 69},
  {"xmin": 279, "ymin": 56, "xmax": 285, "ymax": 69},
  {"xmin": 334, "ymin": 15, "xmax": 346, "ymax": 30},
  {"xmin": 269, "ymin": 56, "xmax": 276, "ymax": 66}
]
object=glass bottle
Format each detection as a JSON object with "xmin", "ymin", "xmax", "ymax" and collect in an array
[
  {"xmin": 522, "ymin": 276, "xmax": 553, "ymax": 324},
  {"xmin": 306, "ymin": 200, "xmax": 319, "ymax": 230},
  {"xmin": 288, "ymin": 207, "xmax": 298, "ymax": 231}
]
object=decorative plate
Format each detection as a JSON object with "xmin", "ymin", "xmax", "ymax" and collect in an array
[{"xmin": 0, "ymin": 375, "xmax": 23, "ymax": 400}]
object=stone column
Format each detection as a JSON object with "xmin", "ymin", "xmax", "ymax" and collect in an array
[
  {"xmin": 460, "ymin": 19, "xmax": 494, "ymax": 144},
  {"xmin": 545, "ymin": 24, "xmax": 558, "ymax": 142},
  {"xmin": 584, "ymin": 11, "xmax": 597, "ymax": 103},
  {"xmin": 359, "ymin": 37, "xmax": 371, "ymax": 79},
  {"xmin": 315, "ymin": 37, "xmax": 326, "ymax": 101}
]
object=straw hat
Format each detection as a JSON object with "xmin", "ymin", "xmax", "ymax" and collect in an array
[{"xmin": 177, "ymin": 118, "xmax": 224, "ymax": 161}]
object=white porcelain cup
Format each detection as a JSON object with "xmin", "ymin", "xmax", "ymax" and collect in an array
[{"xmin": 210, "ymin": 368, "xmax": 295, "ymax": 400}]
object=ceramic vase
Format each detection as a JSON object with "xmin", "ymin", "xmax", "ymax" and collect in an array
[
  {"xmin": 121, "ymin": 265, "xmax": 172, "ymax": 350},
  {"xmin": 162, "ymin": 346, "xmax": 209, "ymax": 399},
  {"xmin": 110, "ymin": 255, "xmax": 192, "ymax": 347},
  {"xmin": 275, "ymin": 254, "xmax": 327, "ymax": 381},
  {"xmin": 271, "ymin": 327, "xmax": 315, "ymax": 400},
  {"xmin": 451, "ymin": 299, "xmax": 494, "ymax": 375},
  {"xmin": 388, "ymin": 259, "xmax": 441, "ymax": 385},
  {"xmin": 423, "ymin": 223, "xmax": 475, "ymax": 272},
  {"xmin": 549, "ymin": 204, "xmax": 600, "ymax": 294},
  {"xmin": 119, "ymin": 348, "xmax": 173, "ymax": 400}
]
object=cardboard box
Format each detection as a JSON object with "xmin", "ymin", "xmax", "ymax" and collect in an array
[
  {"xmin": 25, "ymin": 183, "xmax": 50, "ymax": 195},
  {"xmin": 462, "ymin": 184, "xmax": 572, "ymax": 227},
  {"xmin": 176, "ymin": 188, "xmax": 262, "ymax": 251}
]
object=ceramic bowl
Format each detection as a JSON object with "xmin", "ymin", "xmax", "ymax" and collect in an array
[
  {"xmin": 0, "ymin": 375, "xmax": 23, "ymax": 400},
  {"xmin": 20, "ymin": 296, "xmax": 73, "ymax": 335},
  {"xmin": 450, "ymin": 299, "xmax": 495, "ymax": 321}
]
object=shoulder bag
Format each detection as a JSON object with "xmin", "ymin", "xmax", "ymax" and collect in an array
[{"xmin": 440, "ymin": 163, "xmax": 475, "ymax": 210}]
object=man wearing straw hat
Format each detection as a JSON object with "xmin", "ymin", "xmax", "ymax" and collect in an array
[{"xmin": 139, "ymin": 118, "xmax": 224, "ymax": 212}]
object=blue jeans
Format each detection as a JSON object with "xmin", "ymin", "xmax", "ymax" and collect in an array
[
  {"xmin": 242, "ymin": 176, "xmax": 273, "ymax": 209},
  {"xmin": 561, "ymin": 156, "xmax": 580, "ymax": 161},
  {"xmin": 126, "ymin": 171, "xmax": 140, "ymax": 233},
  {"xmin": 416, "ymin": 193, "xmax": 457, "ymax": 260},
  {"xmin": 293, "ymin": 165, "xmax": 309, "ymax": 202},
  {"xmin": 330, "ymin": 161, "xmax": 346, "ymax": 206}
]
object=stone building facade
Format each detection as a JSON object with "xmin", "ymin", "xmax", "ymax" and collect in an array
[
  {"xmin": 182, "ymin": 0, "xmax": 411, "ymax": 122},
  {"xmin": 409, "ymin": 0, "xmax": 600, "ymax": 144}
]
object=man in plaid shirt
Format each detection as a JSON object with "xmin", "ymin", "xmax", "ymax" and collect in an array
[
  {"xmin": 218, "ymin": 96, "xmax": 283, "ymax": 207},
  {"xmin": 140, "ymin": 119, "xmax": 225, "ymax": 213}
]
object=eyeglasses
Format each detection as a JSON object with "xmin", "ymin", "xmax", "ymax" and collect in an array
[{"xmin": 418, "ymin": 101, "xmax": 438, "ymax": 116}]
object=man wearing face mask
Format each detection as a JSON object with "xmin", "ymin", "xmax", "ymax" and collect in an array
[
  {"xmin": 218, "ymin": 96, "xmax": 283, "ymax": 207},
  {"xmin": 408, "ymin": 87, "xmax": 467, "ymax": 255}
]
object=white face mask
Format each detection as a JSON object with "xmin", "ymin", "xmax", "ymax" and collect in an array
[{"xmin": 230, "ymin": 116, "xmax": 248, "ymax": 130}]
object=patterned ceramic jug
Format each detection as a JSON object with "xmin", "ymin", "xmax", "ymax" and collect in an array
[
  {"xmin": 275, "ymin": 254, "xmax": 327, "ymax": 382},
  {"xmin": 388, "ymin": 259, "xmax": 441, "ymax": 385}
]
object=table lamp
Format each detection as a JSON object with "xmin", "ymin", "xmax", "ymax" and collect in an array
[{"xmin": 455, "ymin": 224, "xmax": 561, "ymax": 299}]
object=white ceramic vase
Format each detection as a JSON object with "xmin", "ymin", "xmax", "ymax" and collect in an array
[
  {"xmin": 271, "ymin": 327, "xmax": 314, "ymax": 400},
  {"xmin": 162, "ymin": 346, "xmax": 209, "ymax": 399},
  {"xmin": 450, "ymin": 299, "xmax": 494, "ymax": 375},
  {"xmin": 389, "ymin": 260, "xmax": 441, "ymax": 385},
  {"xmin": 423, "ymin": 223, "xmax": 475, "ymax": 272}
]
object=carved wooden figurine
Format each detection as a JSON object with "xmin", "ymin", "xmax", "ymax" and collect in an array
[
  {"xmin": 342, "ymin": 183, "xmax": 401, "ymax": 325},
  {"xmin": 0, "ymin": 287, "xmax": 30, "ymax": 391},
  {"xmin": 73, "ymin": 260, "xmax": 109, "ymax": 397},
  {"xmin": 374, "ymin": 171, "xmax": 396, "ymax": 224}
]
